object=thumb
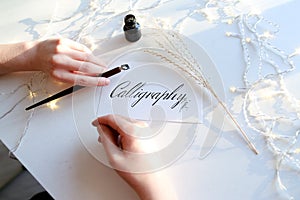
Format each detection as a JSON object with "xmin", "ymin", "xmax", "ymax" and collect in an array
[{"xmin": 98, "ymin": 125, "xmax": 126, "ymax": 169}]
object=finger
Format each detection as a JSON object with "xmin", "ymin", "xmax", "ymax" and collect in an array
[
  {"xmin": 54, "ymin": 39, "xmax": 106, "ymax": 66},
  {"xmin": 117, "ymin": 115, "xmax": 148, "ymax": 128},
  {"xmin": 92, "ymin": 118, "xmax": 100, "ymax": 126},
  {"xmin": 93, "ymin": 115, "xmax": 148, "ymax": 138},
  {"xmin": 61, "ymin": 46, "xmax": 106, "ymax": 66},
  {"xmin": 46, "ymin": 38, "xmax": 91, "ymax": 54},
  {"xmin": 93, "ymin": 115, "xmax": 147, "ymax": 126},
  {"xmin": 52, "ymin": 54, "xmax": 106, "ymax": 75},
  {"xmin": 94, "ymin": 115, "xmax": 133, "ymax": 137},
  {"xmin": 93, "ymin": 115, "xmax": 131, "ymax": 150},
  {"xmin": 99, "ymin": 125, "xmax": 126, "ymax": 169},
  {"xmin": 51, "ymin": 69, "xmax": 110, "ymax": 86},
  {"xmin": 59, "ymin": 38, "xmax": 91, "ymax": 53},
  {"xmin": 97, "ymin": 125, "xmax": 118, "ymax": 146},
  {"xmin": 93, "ymin": 115, "xmax": 147, "ymax": 153},
  {"xmin": 95, "ymin": 122, "xmax": 125, "ymax": 152}
]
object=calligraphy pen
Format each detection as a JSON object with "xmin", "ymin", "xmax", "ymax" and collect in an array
[{"xmin": 25, "ymin": 64, "xmax": 130, "ymax": 111}]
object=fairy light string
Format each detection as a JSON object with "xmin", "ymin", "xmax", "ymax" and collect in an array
[
  {"xmin": 0, "ymin": 72, "xmax": 47, "ymax": 157},
  {"xmin": 208, "ymin": 1, "xmax": 300, "ymax": 198}
]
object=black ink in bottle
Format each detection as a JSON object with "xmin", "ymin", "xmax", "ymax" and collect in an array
[{"xmin": 123, "ymin": 14, "xmax": 141, "ymax": 42}]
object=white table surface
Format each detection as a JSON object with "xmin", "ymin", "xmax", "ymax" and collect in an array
[{"xmin": 1, "ymin": 0, "xmax": 300, "ymax": 199}]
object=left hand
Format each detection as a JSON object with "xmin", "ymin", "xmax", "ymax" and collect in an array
[
  {"xmin": 30, "ymin": 38, "xmax": 109, "ymax": 86},
  {"xmin": 0, "ymin": 38, "xmax": 109, "ymax": 86}
]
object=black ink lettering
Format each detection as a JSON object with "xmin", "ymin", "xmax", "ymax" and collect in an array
[
  {"xmin": 152, "ymin": 91, "xmax": 167, "ymax": 106},
  {"xmin": 126, "ymin": 82, "xmax": 145, "ymax": 98},
  {"xmin": 131, "ymin": 91, "xmax": 148, "ymax": 107},
  {"xmin": 110, "ymin": 81, "xmax": 131, "ymax": 98},
  {"xmin": 171, "ymin": 93, "xmax": 187, "ymax": 109},
  {"xmin": 110, "ymin": 81, "xmax": 190, "ymax": 111}
]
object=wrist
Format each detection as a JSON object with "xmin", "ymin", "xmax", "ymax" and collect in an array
[
  {"xmin": 134, "ymin": 173, "xmax": 178, "ymax": 200},
  {"xmin": 0, "ymin": 41, "xmax": 38, "ymax": 74},
  {"xmin": 21, "ymin": 40, "xmax": 39, "ymax": 71}
]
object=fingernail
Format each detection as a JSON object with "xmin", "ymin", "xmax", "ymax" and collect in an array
[
  {"xmin": 82, "ymin": 45, "xmax": 92, "ymax": 53},
  {"xmin": 92, "ymin": 119, "xmax": 98, "ymax": 126},
  {"xmin": 136, "ymin": 121, "xmax": 149, "ymax": 128},
  {"xmin": 104, "ymin": 78, "xmax": 110, "ymax": 85}
]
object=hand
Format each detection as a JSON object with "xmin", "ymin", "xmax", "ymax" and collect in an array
[
  {"xmin": 0, "ymin": 38, "xmax": 109, "ymax": 86},
  {"xmin": 92, "ymin": 115, "xmax": 178, "ymax": 200}
]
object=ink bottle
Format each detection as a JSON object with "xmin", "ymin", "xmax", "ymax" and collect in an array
[{"xmin": 123, "ymin": 14, "xmax": 141, "ymax": 42}]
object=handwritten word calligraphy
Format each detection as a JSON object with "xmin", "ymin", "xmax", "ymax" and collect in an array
[{"xmin": 110, "ymin": 81, "xmax": 190, "ymax": 111}]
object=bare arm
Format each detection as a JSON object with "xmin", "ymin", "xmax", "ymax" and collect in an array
[{"xmin": 0, "ymin": 41, "xmax": 35, "ymax": 74}]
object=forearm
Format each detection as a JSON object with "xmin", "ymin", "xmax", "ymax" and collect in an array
[
  {"xmin": 120, "ymin": 172, "xmax": 178, "ymax": 200},
  {"xmin": 0, "ymin": 41, "xmax": 37, "ymax": 75},
  {"xmin": 137, "ymin": 179, "xmax": 178, "ymax": 200}
]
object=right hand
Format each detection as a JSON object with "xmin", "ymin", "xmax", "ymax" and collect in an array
[{"xmin": 92, "ymin": 114, "xmax": 178, "ymax": 200}]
